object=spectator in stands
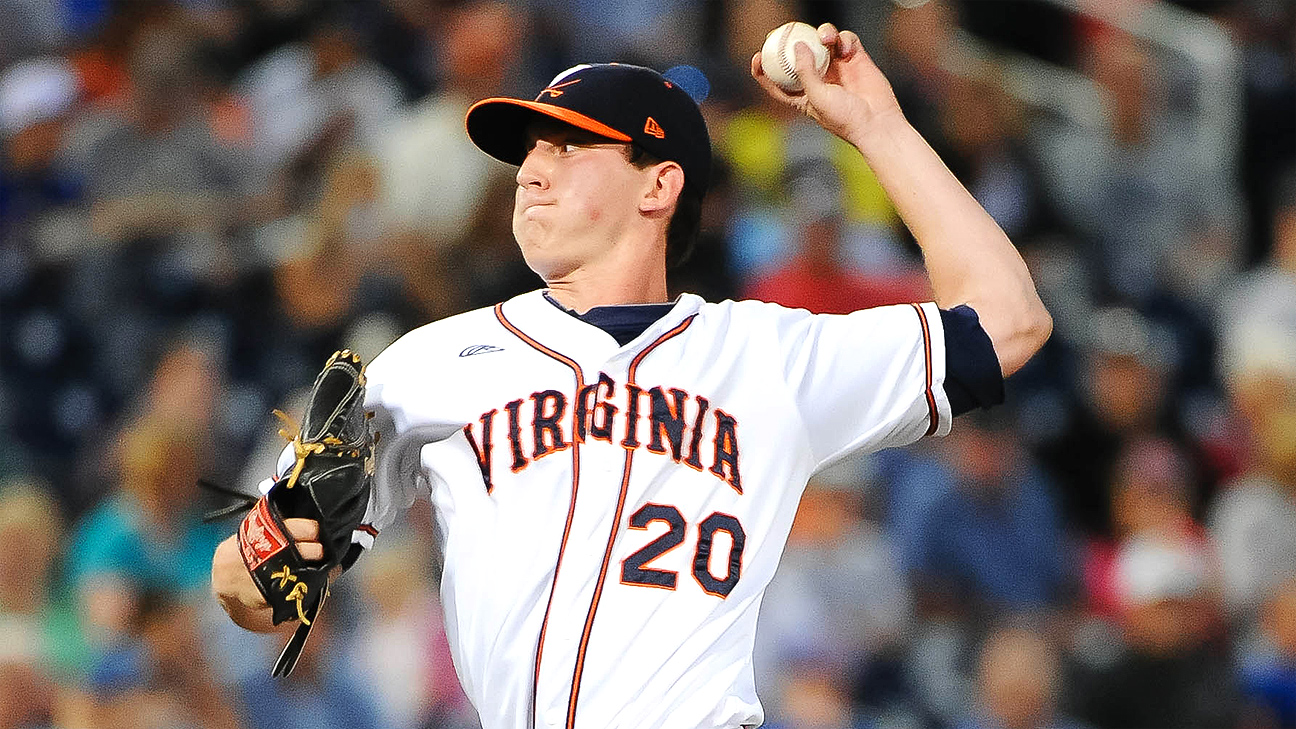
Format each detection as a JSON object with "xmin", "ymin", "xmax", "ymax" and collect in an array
[
  {"xmin": 0, "ymin": 56, "xmax": 86, "ymax": 256},
  {"xmin": 1238, "ymin": 577, "xmax": 1296, "ymax": 728},
  {"xmin": 81, "ymin": 19, "xmax": 251, "ymax": 249},
  {"xmin": 1066, "ymin": 535, "xmax": 1239, "ymax": 728},
  {"xmin": 0, "ymin": 479, "xmax": 86, "ymax": 678},
  {"xmin": 1217, "ymin": 170, "xmax": 1296, "ymax": 391},
  {"xmin": 761, "ymin": 658, "xmax": 873, "ymax": 729},
  {"xmin": 373, "ymin": 0, "xmax": 520, "ymax": 246},
  {"xmin": 755, "ymin": 459, "xmax": 913, "ymax": 724},
  {"xmin": 351, "ymin": 527, "xmax": 475, "ymax": 729},
  {"xmin": 270, "ymin": 152, "xmax": 384, "ymax": 332},
  {"xmin": 1038, "ymin": 307, "xmax": 1194, "ymax": 537},
  {"xmin": 440, "ymin": 169, "xmax": 542, "ymax": 313},
  {"xmin": 1206, "ymin": 2, "xmax": 1296, "ymax": 266},
  {"xmin": 1031, "ymin": 26, "xmax": 1243, "ymax": 303},
  {"xmin": 1208, "ymin": 361, "xmax": 1296, "ymax": 619},
  {"xmin": 743, "ymin": 157, "xmax": 928, "ymax": 313},
  {"xmin": 1211, "ymin": 178, "xmax": 1296, "ymax": 617},
  {"xmin": 719, "ymin": 26, "xmax": 912, "ymax": 282},
  {"xmin": 954, "ymin": 625, "xmax": 1087, "ymax": 729},
  {"xmin": 1082, "ymin": 436, "xmax": 1210, "ymax": 620},
  {"xmin": 66, "ymin": 413, "xmax": 225, "ymax": 649},
  {"xmin": 880, "ymin": 0, "xmax": 959, "ymax": 141},
  {"xmin": 236, "ymin": 615, "xmax": 380, "ymax": 729},
  {"xmin": 237, "ymin": 5, "xmax": 401, "ymax": 174},
  {"xmin": 0, "ymin": 478, "xmax": 82, "ymax": 729},
  {"xmin": 87, "ymin": 591, "xmax": 243, "ymax": 729},
  {"xmin": 898, "ymin": 407, "xmax": 1069, "ymax": 617},
  {"xmin": 935, "ymin": 71, "xmax": 1059, "ymax": 242}
]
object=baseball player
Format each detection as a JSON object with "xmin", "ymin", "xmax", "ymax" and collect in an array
[{"xmin": 212, "ymin": 23, "xmax": 1051, "ymax": 729}]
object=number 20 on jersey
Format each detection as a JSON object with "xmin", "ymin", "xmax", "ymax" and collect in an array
[{"xmin": 620, "ymin": 504, "xmax": 746, "ymax": 598}]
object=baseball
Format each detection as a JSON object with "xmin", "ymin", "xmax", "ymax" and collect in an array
[{"xmin": 760, "ymin": 21, "xmax": 830, "ymax": 93}]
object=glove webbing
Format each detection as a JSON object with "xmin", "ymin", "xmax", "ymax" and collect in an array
[{"xmin": 273, "ymin": 408, "xmax": 366, "ymax": 491}]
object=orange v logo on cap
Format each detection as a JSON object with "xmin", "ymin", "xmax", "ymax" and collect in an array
[
  {"xmin": 644, "ymin": 117, "xmax": 665, "ymax": 139},
  {"xmin": 538, "ymin": 79, "xmax": 582, "ymax": 99}
]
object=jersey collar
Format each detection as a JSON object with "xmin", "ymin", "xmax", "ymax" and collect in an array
[{"xmin": 498, "ymin": 289, "xmax": 704, "ymax": 359}]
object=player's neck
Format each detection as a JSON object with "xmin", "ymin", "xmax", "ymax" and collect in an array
[{"xmin": 544, "ymin": 250, "xmax": 669, "ymax": 314}]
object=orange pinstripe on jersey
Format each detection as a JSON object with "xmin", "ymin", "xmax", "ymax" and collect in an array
[{"xmin": 494, "ymin": 303, "xmax": 587, "ymax": 729}]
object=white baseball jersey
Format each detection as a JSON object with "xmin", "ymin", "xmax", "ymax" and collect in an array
[{"xmin": 345, "ymin": 289, "xmax": 952, "ymax": 729}]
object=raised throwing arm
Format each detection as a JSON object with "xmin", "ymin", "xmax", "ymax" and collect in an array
[{"xmin": 752, "ymin": 24, "xmax": 1052, "ymax": 377}]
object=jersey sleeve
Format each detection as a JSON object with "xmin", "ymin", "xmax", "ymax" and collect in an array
[
  {"xmin": 352, "ymin": 380, "xmax": 424, "ymax": 547},
  {"xmin": 772, "ymin": 301, "xmax": 952, "ymax": 468},
  {"xmin": 349, "ymin": 351, "xmax": 464, "ymax": 548}
]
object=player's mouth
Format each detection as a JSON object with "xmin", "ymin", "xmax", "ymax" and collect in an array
[{"xmin": 519, "ymin": 199, "xmax": 555, "ymax": 216}]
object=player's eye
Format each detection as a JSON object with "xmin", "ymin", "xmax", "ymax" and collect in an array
[{"xmin": 560, "ymin": 143, "xmax": 581, "ymax": 154}]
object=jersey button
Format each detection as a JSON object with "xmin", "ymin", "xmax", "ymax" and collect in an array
[{"xmin": 544, "ymin": 707, "xmax": 563, "ymax": 727}]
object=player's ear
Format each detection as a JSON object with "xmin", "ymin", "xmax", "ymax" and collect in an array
[{"xmin": 640, "ymin": 161, "xmax": 685, "ymax": 215}]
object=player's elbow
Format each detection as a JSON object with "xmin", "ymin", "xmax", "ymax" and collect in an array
[{"xmin": 990, "ymin": 299, "xmax": 1052, "ymax": 378}]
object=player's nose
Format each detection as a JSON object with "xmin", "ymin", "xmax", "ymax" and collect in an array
[{"xmin": 516, "ymin": 148, "xmax": 550, "ymax": 190}]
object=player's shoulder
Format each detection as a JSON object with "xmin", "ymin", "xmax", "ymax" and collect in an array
[
  {"xmin": 693, "ymin": 296, "xmax": 855, "ymax": 325},
  {"xmin": 365, "ymin": 300, "xmax": 514, "ymax": 384},
  {"xmin": 695, "ymin": 296, "xmax": 940, "ymax": 340},
  {"xmin": 705, "ymin": 296, "xmax": 935, "ymax": 319},
  {"xmin": 695, "ymin": 296, "xmax": 800, "ymax": 320},
  {"xmin": 685, "ymin": 297, "xmax": 829, "ymax": 346}
]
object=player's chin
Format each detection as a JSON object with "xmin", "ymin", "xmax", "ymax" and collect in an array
[
  {"xmin": 516, "ymin": 240, "xmax": 579, "ymax": 282},
  {"xmin": 522, "ymin": 254, "xmax": 580, "ymax": 283},
  {"xmin": 514, "ymin": 224, "xmax": 565, "ymax": 276},
  {"xmin": 512, "ymin": 213, "xmax": 548, "ymax": 247}
]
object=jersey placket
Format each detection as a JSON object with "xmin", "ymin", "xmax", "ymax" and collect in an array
[
  {"xmin": 492, "ymin": 304, "xmax": 593, "ymax": 729},
  {"xmin": 531, "ymin": 315, "xmax": 697, "ymax": 729}
]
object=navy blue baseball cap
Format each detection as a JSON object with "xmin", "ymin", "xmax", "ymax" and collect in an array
[{"xmin": 466, "ymin": 63, "xmax": 711, "ymax": 195}]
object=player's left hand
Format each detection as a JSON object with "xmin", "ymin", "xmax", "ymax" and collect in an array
[{"xmin": 751, "ymin": 23, "xmax": 905, "ymax": 145}]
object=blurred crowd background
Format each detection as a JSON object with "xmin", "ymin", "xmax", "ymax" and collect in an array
[{"xmin": 1, "ymin": 0, "xmax": 1294, "ymax": 727}]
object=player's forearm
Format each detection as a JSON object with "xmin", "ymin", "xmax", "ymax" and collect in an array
[{"xmin": 849, "ymin": 114, "xmax": 1051, "ymax": 376}]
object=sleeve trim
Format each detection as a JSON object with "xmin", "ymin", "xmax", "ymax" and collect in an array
[
  {"xmin": 909, "ymin": 303, "xmax": 939, "ymax": 437},
  {"xmin": 351, "ymin": 527, "xmax": 377, "ymax": 550}
]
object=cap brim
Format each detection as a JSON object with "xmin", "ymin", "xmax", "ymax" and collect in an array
[{"xmin": 465, "ymin": 98, "xmax": 632, "ymax": 166}]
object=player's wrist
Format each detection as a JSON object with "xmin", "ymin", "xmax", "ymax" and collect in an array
[
  {"xmin": 844, "ymin": 106, "xmax": 910, "ymax": 155},
  {"xmin": 212, "ymin": 536, "xmax": 277, "ymax": 632}
]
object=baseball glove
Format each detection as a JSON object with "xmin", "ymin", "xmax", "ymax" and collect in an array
[{"xmin": 235, "ymin": 349, "xmax": 374, "ymax": 676}]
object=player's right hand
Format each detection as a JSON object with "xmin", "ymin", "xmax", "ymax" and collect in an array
[
  {"xmin": 211, "ymin": 518, "xmax": 324, "ymax": 632},
  {"xmin": 750, "ymin": 23, "xmax": 905, "ymax": 146}
]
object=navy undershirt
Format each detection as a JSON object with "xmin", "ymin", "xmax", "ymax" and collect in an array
[
  {"xmin": 940, "ymin": 304, "xmax": 1005, "ymax": 415},
  {"xmin": 543, "ymin": 293, "xmax": 1003, "ymax": 416},
  {"xmin": 544, "ymin": 292, "xmax": 677, "ymax": 347}
]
